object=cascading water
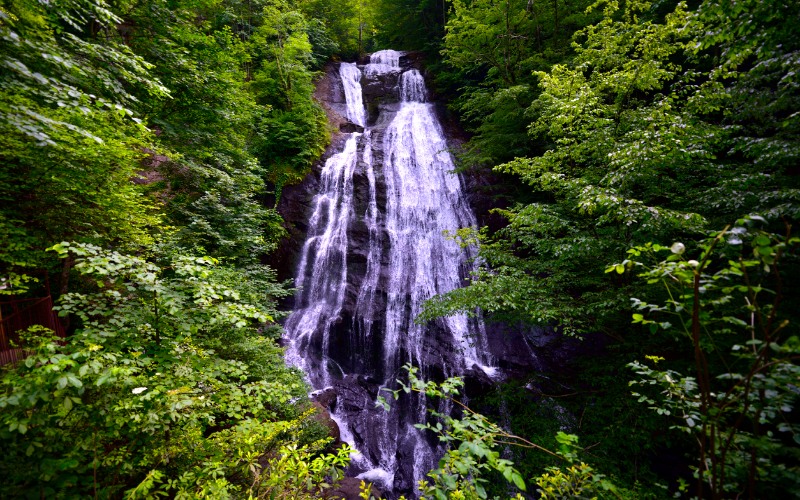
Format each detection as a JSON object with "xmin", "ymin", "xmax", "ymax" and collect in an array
[{"xmin": 285, "ymin": 50, "xmax": 495, "ymax": 496}]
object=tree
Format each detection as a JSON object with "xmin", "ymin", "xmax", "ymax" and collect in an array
[
  {"xmin": 443, "ymin": 0, "xmax": 537, "ymax": 86},
  {"xmin": 424, "ymin": 1, "xmax": 800, "ymax": 494},
  {"xmin": 0, "ymin": 243, "xmax": 333, "ymax": 496},
  {"xmin": 426, "ymin": 1, "xmax": 708, "ymax": 335},
  {"xmin": 298, "ymin": 0, "xmax": 377, "ymax": 59},
  {"xmin": 1, "ymin": 0, "xmax": 165, "ymax": 281},
  {"xmin": 437, "ymin": 0, "xmax": 597, "ymax": 170},
  {"xmin": 247, "ymin": 0, "xmax": 329, "ymax": 197},
  {"xmin": 371, "ymin": 0, "xmax": 448, "ymax": 54},
  {"xmin": 623, "ymin": 220, "xmax": 800, "ymax": 498}
]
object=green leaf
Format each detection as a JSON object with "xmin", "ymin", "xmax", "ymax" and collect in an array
[
  {"xmin": 511, "ymin": 472, "xmax": 526, "ymax": 491},
  {"xmin": 66, "ymin": 375, "xmax": 83, "ymax": 388},
  {"xmin": 757, "ymin": 246, "xmax": 773, "ymax": 257},
  {"xmin": 754, "ymin": 235, "xmax": 770, "ymax": 246}
]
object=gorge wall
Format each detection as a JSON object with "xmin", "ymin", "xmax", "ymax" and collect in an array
[{"xmin": 277, "ymin": 51, "xmax": 549, "ymax": 497}]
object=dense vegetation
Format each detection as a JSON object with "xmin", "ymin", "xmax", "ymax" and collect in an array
[
  {"xmin": 1, "ymin": 0, "xmax": 798, "ymax": 497},
  {"xmin": 0, "ymin": 0, "xmax": 360, "ymax": 495},
  {"xmin": 413, "ymin": 0, "xmax": 800, "ymax": 498}
]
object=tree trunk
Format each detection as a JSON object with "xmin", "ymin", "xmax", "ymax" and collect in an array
[
  {"xmin": 552, "ymin": 0, "xmax": 559, "ymax": 37},
  {"xmin": 59, "ymin": 255, "xmax": 74, "ymax": 330}
]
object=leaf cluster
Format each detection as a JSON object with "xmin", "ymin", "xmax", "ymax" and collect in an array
[{"xmin": 0, "ymin": 243, "xmax": 336, "ymax": 497}]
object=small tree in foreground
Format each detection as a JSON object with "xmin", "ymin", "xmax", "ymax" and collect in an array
[
  {"xmin": 380, "ymin": 365, "xmax": 628, "ymax": 499},
  {"xmin": 618, "ymin": 217, "xmax": 800, "ymax": 498}
]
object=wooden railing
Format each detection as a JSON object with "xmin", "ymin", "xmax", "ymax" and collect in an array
[{"xmin": 0, "ymin": 296, "xmax": 66, "ymax": 365}]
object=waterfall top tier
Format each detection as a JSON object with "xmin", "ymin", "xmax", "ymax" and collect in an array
[
  {"xmin": 339, "ymin": 62, "xmax": 366, "ymax": 127},
  {"xmin": 364, "ymin": 49, "xmax": 402, "ymax": 76}
]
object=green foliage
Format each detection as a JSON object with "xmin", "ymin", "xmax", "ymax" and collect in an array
[
  {"xmin": 463, "ymin": 366, "xmax": 674, "ymax": 499},
  {"xmin": 0, "ymin": 0, "xmax": 361, "ymax": 496},
  {"xmin": 253, "ymin": 441, "xmax": 352, "ymax": 499},
  {"xmin": 535, "ymin": 461, "xmax": 610, "ymax": 499},
  {"xmin": 425, "ymin": 0, "xmax": 800, "ymax": 337},
  {"xmin": 382, "ymin": 365, "xmax": 534, "ymax": 498},
  {"xmin": 299, "ymin": 0, "xmax": 378, "ymax": 59},
  {"xmin": 622, "ymin": 219, "xmax": 800, "ymax": 497},
  {"xmin": 444, "ymin": 0, "xmax": 539, "ymax": 86},
  {"xmin": 0, "ymin": 242, "xmax": 334, "ymax": 497},
  {"xmin": 1, "ymin": 0, "xmax": 339, "ymax": 273},
  {"xmin": 425, "ymin": 0, "xmax": 800, "ymax": 496},
  {"xmin": 502, "ymin": 0, "xmax": 708, "ymax": 225},
  {"xmin": 245, "ymin": 0, "xmax": 330, "ymax": 200},
  {"xmin": 683, "ymin": 0, "xmax": 800, "ymax": 221},
  {"xmin": 424, "ymin": 0, "xmax": 709, "ymax": 336},
  {"xmin": 692, "ymin": 0, "xmax": 800, "ymax": 176},
  {"xmin": 439, "ymin": 0, "xmax": 597, "ymax": 167},
  {"xmin": 371, "ymin": 0, "xmax": 448, "ymax": 54},
  {"xmin": 0, "ymin": 0, "xmax": 164, "ymax": 274},
  {"xmin": 0, "ymin": 0, "xmax": 369, "ymax": 493},
  {"xmin": 419, "ymin": 209, "xmax": 634, "ymax": 336},
  {"xmin": 247, "ymin": 1, "xmax": 330, "ymax": 192},
  {"xmin": 121, "ymin": 0, "xmax": 329, "ymax": 263},
  {"xmin": 382, "ymin": 365, "xmax": 629, "ymax": 499}
]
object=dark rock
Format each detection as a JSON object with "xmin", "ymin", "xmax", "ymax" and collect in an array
[
  {"xmin": 311, "ymin": 401, "xmax": 341, "ymax": 443},
  {"xmin": 326, "ymin": 477, "xmax": 384, "ymax": 500},
  {"xmin": 312, "ymin": 386, "xmax": 338, "ymax": 410},
  {"xmin": 340, "ymin": 122, "xmax": 365, "ymax": 133},
  {"xmin": 331, "ymin": 375, "xmax": 386, "ymax": 465}
]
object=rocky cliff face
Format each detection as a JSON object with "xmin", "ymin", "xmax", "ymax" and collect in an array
[
  {"xmin": 276, "ymin": 52, "xmax": 546, "ymax": 497},
  {"xmin": 278, "ymin": 55, "xmax": 551, "ymax": 365},
  {"xmin": 275, "ymin": 55, "xmax": 421, "ymax": 285}
]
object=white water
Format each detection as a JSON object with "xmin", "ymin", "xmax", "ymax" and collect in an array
[
  {"xmin": 382, "ymin": 83, "xmax": 483, "ymax": 376},
  {"xmin": 354, "ymin": 129, "xmax": 381, "ymax": 339},
  {"xmin": 284, "ymin": 132, "xmax": 360, "ymax": 386},
  {"xmin": 285, "ymin": 50, "xmax": 494, "ymax": 495},
  {"xmin": 364, "ymin": 49, "xmax": 401, "ymax": 76},
  {"xmin": 340, "ymin": 62, "xmax": 366, "ymax": 127}
]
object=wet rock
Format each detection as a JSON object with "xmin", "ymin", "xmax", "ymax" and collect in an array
[
  {"xmin": 332, "ymin": 375, "xmax": 385, "ymax": 465},
  {"xmin": 273, "ymin": 171, "xmax": 318, "ymax": 284},
  {"xmin": 340, "ymin": 122, "xmax": 365, "ymax": 133},
  {"xmin": 326, "ymin": 477, "xmax": 384, "ymax": 500},
  {"xmin": 464, "ymin": 364, "xmax": 500, "ymax": 396},
  {"xmin": 312, "ymin": 386, "xmax": 338, "ymax": 410}
]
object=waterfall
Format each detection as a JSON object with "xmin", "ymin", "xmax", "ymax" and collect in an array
[
  {"xmin": 284, "ymin": 130, "xmax": 361, "ymax": 386},
  {"xmin": 285, "ymin": 50, "xmax": 495, "ymax": 496},
  {"xmin": 364, "ymin": 49, "xmax": 401, "ymax": 76},
  {"xmin": 399, "ymin": 70, "xmax": 427, "ymax": 102},
  {"xmin": 340, "ymin": 62, "xmax": 366, "ymax": 127}
]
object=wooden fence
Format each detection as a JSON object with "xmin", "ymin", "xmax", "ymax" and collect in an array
[{"xmin": 0, "ymin": 296, "xmax": 66, "ymax": 365}]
